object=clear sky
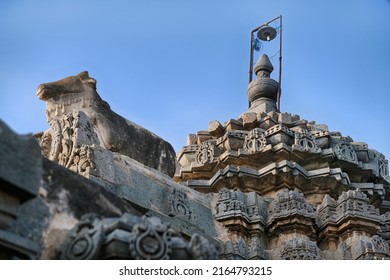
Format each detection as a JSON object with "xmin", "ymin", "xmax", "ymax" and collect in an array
[{"xmin": 0, "ymin": 0, "xmax": 389, "ymax": 161}]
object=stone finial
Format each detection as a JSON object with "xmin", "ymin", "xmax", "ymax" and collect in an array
[{"xmin": 247, "ymin": 54, "xmax": 278, "ymax": 114}]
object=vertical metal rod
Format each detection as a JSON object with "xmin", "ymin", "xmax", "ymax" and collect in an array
[
  {"xmin": 249, "ymin": 32, "xmax": 254, "ymax": 84},
  {"xmin": 248, "ymin": 31, "xmax": 254, "ymax": 108},
  {"xmin": 277, "ymin": 15, "xmax": 282, "ymax": 112}
]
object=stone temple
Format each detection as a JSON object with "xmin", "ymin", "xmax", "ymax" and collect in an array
[{"xmin": 1, "ymin": 52, "xmax": 390, "ymax": 260}]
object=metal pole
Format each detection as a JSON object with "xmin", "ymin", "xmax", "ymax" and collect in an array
[
  {"xmin": 249, "ymin": 32, "xmax": 254, "ymax": 84},
  {"xmin": 277, "ymin": 15, "xmax": 282, "ymax": 111},
  {"xmin": 248, "ymin": 31, "xmax": 255, "ymax": 108}
]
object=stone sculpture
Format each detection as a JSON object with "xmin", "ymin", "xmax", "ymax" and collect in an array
[{"xmin": 36, "ymin": 71, "xmax": 176, "ymax": 177}]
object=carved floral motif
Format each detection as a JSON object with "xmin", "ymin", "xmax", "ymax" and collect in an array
[{"xmin": 243, "ymin": 128, "xmax": 267, "ymax": 154}]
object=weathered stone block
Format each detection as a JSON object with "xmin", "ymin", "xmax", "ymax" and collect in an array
[
  {"xmin": 196, "ymin": 130, "xmax": 212, "ymax": 144},
  {"xmin": 224, "ymin": 119, "xmax": 243, "ymax": 131},
  {"xmin": 186, "ymin": 134, "xmax": 197, "ymax": 145},
  {"xmin": 239, "ymin": 112, "xmax": 257, "ymax": 130},
  {"xmin": 208, "ymin": 120, "xmax": 224, "ymax": 137}
]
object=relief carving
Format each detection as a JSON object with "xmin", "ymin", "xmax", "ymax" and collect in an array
[
  {"xmin": 60, "ymin": 213, "xmax": 217, "ymax": 260},
  {"xmin": 379, "ymin": 158, "xmax": 390, "ymax": 181},
  {"xmin": 129, "ymin": 218, "xmax": 173, "ymax": 260},
  {"xmin": 195, "ymin": 140, "xmax": 216, "ymax": 164},
  {"xmin": 333, "ymin": 141, "xmax": 358, "ymax": 164},
  {"xmin": 243, "ymin": 128, "xmax": 267, "ymax": 154},
  {"xmin": 292, "ymin": 129, "xmax": 321, "ymax": 153},
  {"xmin": 36, "ymin": 111, "xmax": 96, "ymax": 175},
  {"xmin": 280, "ymin": 236, "xmax": 321, "ymax": 260},
  {"xmin": 268, "ymin": 189, "xmax": 315, "ymax": 224},
  {"xmin": 169, "ymin": 188, "xmax": 192, "ymax": 219},
  {"xmin": 60, "ymin": 215, "xmax": 103, "ymax": 260},
  {"xmin": 216, "ymin": 188, "xmax": 264, "ymax": 224}
]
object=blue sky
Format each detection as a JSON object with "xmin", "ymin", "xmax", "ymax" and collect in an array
[{"xmin": 1, "ymin": 0, "xmax": 389, "ymax": 161}]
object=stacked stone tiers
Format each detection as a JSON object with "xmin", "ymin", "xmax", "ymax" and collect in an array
[{"xmin": 175, "ymin": 108, "xmax": 390, "ymax": 259}]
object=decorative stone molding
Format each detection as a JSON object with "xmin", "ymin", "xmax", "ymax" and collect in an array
[
  {"xmin": 220, "ymin": 236, "xmax": 267, "ymax": 260},
  {"xmin": 265, "ymin": 124, "xmax": 295, "ymax": 138},
  {"xmin": 215, "ymin": 188, "xmax": 266, "ymax": 225},
  {"xmin": 353, "ymin": 235, "xmax": 390, "ymax": 260},
  {"xmin": 316, "ymin": 190, "xmax": 382, "ymax": 235},
  {"xmin": 380, "ymin": 212, "xmax": 390, "ymax": 244},
  {"xmin": 60, "ymin": 214, "xmax": 217, "ymax": 260},
  {"xmin": 268, "ymin": 189, "xmax": 315, "ymax": 225},
  {"xmin": 280, "ymin": 236, "xmax": 321, "ymax": 260}
]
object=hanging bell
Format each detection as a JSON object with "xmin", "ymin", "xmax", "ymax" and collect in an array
[{"xmin": 257, "ymin": 25, "xmax": 277, "ymax": 42}]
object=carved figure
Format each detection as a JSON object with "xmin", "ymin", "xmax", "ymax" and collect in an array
[{"xmin": 36, "ymin": 71, "xmax": 176, "ymax": 176}]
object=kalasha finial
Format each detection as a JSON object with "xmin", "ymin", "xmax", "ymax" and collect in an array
[{"xmin": 247, "ymin": 54, "xmax": 278, "ymax": 114}]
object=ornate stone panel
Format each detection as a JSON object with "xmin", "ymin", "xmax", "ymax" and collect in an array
[
  {"xmin": 220, "ymin": 236, "xmax": 267, "ymax": 260},
  {"xmin": 292, "ymin": 129, "xmax": 321, "ymax": 153},
  {"xmin": 215, "ymin": 188, "xmax": 266, "ymax": 225},
  {"xmin": 379, "ymin": 157, "xmax": 390, "ymax": 182},
  {"xmin": 195, "ymin": 140, "xmax": 216, "ymax": 164},
  {"xmin": 60, "ymin": 214, "xmax": 217, "ymax": 260},
  {"xmin": 333, "ymin": 141, "xmax": 358, "ymax": 164},
  {"xmin": 280, "ymin": 236, "xmax": 321, "ymax": 260},
  {"xmin": 36, "ymin": 111, "xmax": 97, "ymax": 175},
  {"xmin": 316, "ymin": 190, "xmax": 382, "ymax": 233},
  {"xmin": 243, "ymin": 128, "xmax": 267, "ymax": 154},
  {"xmin": 268, "ymin": 189, "xmax": 315, "ymax": 224}
]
